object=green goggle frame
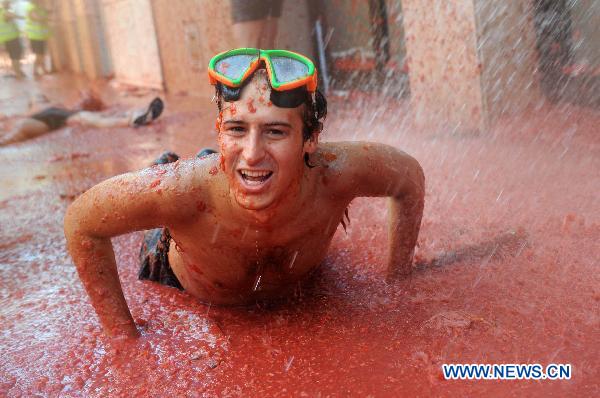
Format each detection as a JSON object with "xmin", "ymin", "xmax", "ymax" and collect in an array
[{"xmin": 208, "ymin": 48, "xmax": 318, "ymax": 93}]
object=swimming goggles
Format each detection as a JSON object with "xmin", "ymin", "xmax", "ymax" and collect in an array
[{"xmin": 208, "ymin": 48, "xmax": 318, "ymax": 108}]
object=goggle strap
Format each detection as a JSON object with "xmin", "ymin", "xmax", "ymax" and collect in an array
[
  {"xmin": 269, "ymin": 86, "xmax": 308, "ymax": 108},
  {"xmin": 217, "ymin": 82, "xmax": 308, "ymax": 109},
  {"xmin": 218, "ymin": 83, "xmax": 243, "ymax": 102}
]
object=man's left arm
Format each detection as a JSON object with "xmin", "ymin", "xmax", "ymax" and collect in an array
[{"xmin": 335, "ymin": 142, "xmax": 425, "ymax": 277}]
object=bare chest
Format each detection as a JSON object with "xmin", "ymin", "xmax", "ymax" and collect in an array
[{"xmin": 167, "ymin": 197, "xmax": 348, "ymax": 301}]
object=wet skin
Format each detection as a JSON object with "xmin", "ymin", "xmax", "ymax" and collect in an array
[{"xmin": 64, "ymin": 73, "xmax": 425, "ymax": 338}]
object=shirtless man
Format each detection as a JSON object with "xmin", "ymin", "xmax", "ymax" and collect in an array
[{"xmin": 64, "ymin": 49, "xmax": 425, "ymax": 338}]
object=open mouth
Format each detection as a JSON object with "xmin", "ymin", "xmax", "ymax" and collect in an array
[{"xmin": 238, "ymin": 169, "xmax": 274, "ymax": 186}]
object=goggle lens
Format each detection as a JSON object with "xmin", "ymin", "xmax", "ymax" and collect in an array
[
  {"xmin": 215, "ymin": 54, "xmax": 258, "ymax": 81},
  {"xmin": 270, "ymin": 56, "xmax": 310, "ymax": 84}
]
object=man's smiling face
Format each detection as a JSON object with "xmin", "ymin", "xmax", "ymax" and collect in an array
[{"xmin": 217, "ymin": 70, "xmax": 316, "ymax": 211}]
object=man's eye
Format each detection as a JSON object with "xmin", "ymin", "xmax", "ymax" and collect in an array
[
  {"xmin": 267, "ymin": 129, "xmax": 285, "ymax": 137},
  {"xmin": 227, "ymin": 126, "xmax": 245, "ymax": 134}
]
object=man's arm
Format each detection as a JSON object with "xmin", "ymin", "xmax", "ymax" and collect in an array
[
  {"xmin": 331, "ymin": 142, "xmax": 425, "ymax": 277},
  {"xmin": 64, "ymin": 163, "xmax": 198, "ymax": 337}
]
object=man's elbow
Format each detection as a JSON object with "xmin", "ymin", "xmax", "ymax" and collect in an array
[
  {"xmin": 413, "ymin": 159, "xmax": 425, "ymax": 199},
  {"xmin": 63, "ymin": 197, "xmax": 92, "ymax": 251},
  {"xmin": 64, "ymin": 198, "xmax": 82, "ymax": 237},
  {"xmin": 394, "ymin": 155, "xmax": 425, "ymax": 201},
  {"xmin": 63, "ymin": 199, "xmax": 106, "ymax": 276},
  {"xmin": 409, "ymin": 160, "xmax": 425, "ymax": 213}
]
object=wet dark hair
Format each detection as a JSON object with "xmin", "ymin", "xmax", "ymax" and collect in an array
[{"xmin": 214, "ymin": 68, "xmax": 328, "ymax": 167}]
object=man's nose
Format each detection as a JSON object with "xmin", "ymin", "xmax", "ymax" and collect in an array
[{"xmin": 242, "ymin": 129, "xmax": 265, "ymax": 165}]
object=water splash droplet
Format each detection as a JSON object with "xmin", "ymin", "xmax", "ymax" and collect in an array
[
  {"xmin": 210, "ymin": 224, "xmax": 221, "ymax": 244},
  {"xmin": 253, "ymin": 274, "xmax": 262, "ymax": 291},
  {"xmin": 289, "ymin": 251, "xmax": 299, "ymax": 269}
]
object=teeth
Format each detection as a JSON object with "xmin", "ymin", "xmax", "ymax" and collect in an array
[{"xmin": 241, "ymin": 170, "xmax": 271, "ymax": 177}]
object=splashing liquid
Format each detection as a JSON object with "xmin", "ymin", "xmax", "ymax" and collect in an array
[{"xmin": 253, "ymin": 230, "xmax": 263, "ymax": 291}]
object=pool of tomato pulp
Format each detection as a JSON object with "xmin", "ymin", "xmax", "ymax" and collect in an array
[{"xmin": 0, "ymin": 75, "xmax": 598, "ymax": 396}]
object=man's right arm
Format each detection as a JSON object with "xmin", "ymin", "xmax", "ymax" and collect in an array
[
  {"xmin": 326, "ymin": 142, "xmax": 425, "ymax": 278},
  {"xmin": 64, "ymin": 164, "xmax": 197, "ymax": 337}
]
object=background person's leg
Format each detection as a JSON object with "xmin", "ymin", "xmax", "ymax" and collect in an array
[
  {"xmin": 152, "ymin": 151, "xmax": 180, "ymax": 165},
  {"xmin": 6, "ymin": 39, "xmax": 25, "ymax": 78},
  {"xmin": 30, "ymin": 40, "xmax": 47, "ymax": 76},
  {"xmin": 10, "ymin": 58, "xmax": 25, "ymax": 78},
  {"xmin": 232, "ymin": 19, "xmax": 266, "ymax": 48},
  {"xmin": 33, "ymin": 52, "xmax": 44, "ymax": 76},
  {"xmin": 70, "ymin": 97, "xmax": 164, "ymax": 129},
  {"xmin": 261, "ymin": 0, "xmax": 283, "ymax": 48},
  {"xmin": 260, "ymin": 17, "xmax": 279, "ymax": 48},
  {"xmin": 230, "ymin": 0, "xmax": 278, "ymax": 48},
  {"xmin": 40, "ymin": 40, "xmax": 49, "ymax": 74},
  {"xmin": 0, "ymin": 118, "xmax": 50, "ymax": 146},
  {"xmin": 68, "ymin": 111, "xmax": 132, "ymax": 129}
]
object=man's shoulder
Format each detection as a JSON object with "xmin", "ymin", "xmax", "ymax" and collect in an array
[
  {"xmin": 112, "ymin": 154, "xmax": 222, "ymax": 197},
  {"xmin": 313, "ymin": 141, "xmax": 412, "ymax": 198},
  {"xmin": 315, "ymin": 141, "xmax": 385, "ymax": 170},
  {"xmin": 156, "ymin": 154, "xmax": 224, "ymax": 188},
  {"xmin": 313, "ymin": 141, "xmax": 379, "ymax": 195}
]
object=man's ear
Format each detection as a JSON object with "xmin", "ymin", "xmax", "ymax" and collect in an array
[{"xmin": 304, "ymin": 132, "xmax": 319, "ymax": 154}]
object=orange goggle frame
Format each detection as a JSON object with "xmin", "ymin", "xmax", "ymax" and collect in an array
[{"xmin": 208, "ymin": 48, "xmax": 318, "ymax": 92}]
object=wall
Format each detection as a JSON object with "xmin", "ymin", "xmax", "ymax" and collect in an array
[
  {"xmin": 324, "ymin": 0, "xmax": 372, "ymax": 57},
  {"xmin": 46, "ymin": 0, "xmax": 111, "ymax": 79},
  {"xmin": 49, "ymin": 0, "xmax": 83, "ymax": 74},
  {"xmin": 569, "ymin": 0, "xmax": 600, "ymax": 69},
  {"xmin": 474, "ymin": 0, "xmax": 541, "ymax": 122},
  {"xmin": 150, "ymin": 0, "xmax": 233, "ymax": 96},
  {"xmin": 47, "ymin": 0, "xmax": 313, "ymax": 92},
  {"xmin": 100, "ymin": 0, "xmax": 163, "ymax": 88},
  {"xmin": 71, "ymin": 0, "xmax": 109, "ymax": 79},
  {"xmin": 322, "ymin": 0, "xmax": 407, "ymax": 69},
  {"xmin": 402, "ymin": 0, "xmax": 485, "ymax": 133},
  {"xmin": 150, "ymin": 0, "xmax": 312, "ymax": 95},
  {"xmin": 385, "ymin": 0, "xmax": 408, "ymax": 70},
  {"xmin": 401, "ymin": 0, "xmax": 545, "ymax": 132},
  {"xmin": 276, "ymin": 0, "xmax": 313, "ymax": 56}
]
